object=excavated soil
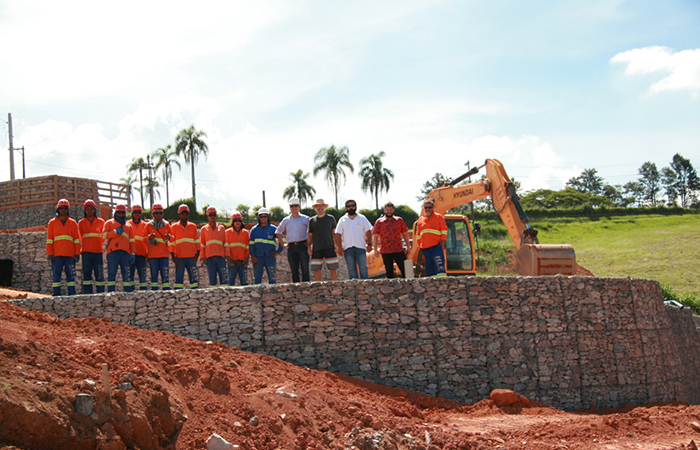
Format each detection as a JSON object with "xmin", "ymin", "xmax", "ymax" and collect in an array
[{"xmin": 2, "ymin": 300, "xmax": 700, "ymax": 449}]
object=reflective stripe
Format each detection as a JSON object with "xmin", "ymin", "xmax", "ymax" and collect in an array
[
  {"xmin": 107, "ymin": 281, "xmax": 117, "ymax": 286},
  {"xmin": 205, "ymin": 239, "xmax": 224, "ymax": 247},
  {"xmin": 251, "ymin": 238, "xmax": 277, "ymax": 246},
  {"xmin": 129, "ymin": 238, "xmax": 135, "ymax": 243},
  {"xmin": 83, "ymin": 281, "xmax": 93, "ymax": 286},
  {"xmin": 230, "ymin": 242, "xmax": 249, "ymax": 249},
  {"xmin": 54, "ymin": 235, "xmax": 75, "ymax": 242},
  {"xmin": 46, "ymin": 238, "xmax": 54, "ymax": 244},
  {"xmin": 82, "ymin": 233, "xmax": 101, "ymax": 238},
  {"xmin": 67, "ymin": 281, "xmax": 76, "ymax": 287},
  {"xmin": 154, "ymin": 238, "xmax": 168, "ymax": 244},
  {"xmin": 133, "ymin": 236, "xmax": 145, "ymax": 241},
  {"xmin": 175, "ymin": 238, "xmax": 197, "ymax": 245},
  {"xmin": 95, "ymin": 281, "xmax": 105, "ymax": 286},
  {"xmin": 418, "ymin": 228, "xmax": 446, "ymax": 238},
  {"xmin": 52, "ymin": 282, "xmax": 61, "ymax": 287}
]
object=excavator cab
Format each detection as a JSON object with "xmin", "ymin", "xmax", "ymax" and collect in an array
[{"xmin": 444, "ymin": 215, "xmax": 476, "ymax": 274}]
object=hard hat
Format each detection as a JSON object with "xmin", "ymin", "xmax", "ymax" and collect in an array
[
  {"xmin": 288, "ymin": 197, "xmax": 300, "ymax": 205},
  {"xmin": 83, "ymin": 199, "xmax": 97, "ymax": 209},
  {"xmin": 151, "ymin": 204, "xmax": 163, "ymax": 211},
  {"xmin": 206, "ymin": 206, "xmax": 217, "ymax": 215},
  {"xmin": 115, "ymin": 204, "xmax": 127, "ymax": 213},
  {"xmin": 177, "ymin": 204, "xmax": 190, "ymax": 214},
  {"xmin": 231, "ymin": 211, "xmax": 243, "ymax": 221},
  {"xmin": 131, "ymin": 204, "xmax": 143, "ymax": 213},
  {"xmin": 56, "ymin": 198, "xmax": 70, "ymax": 209},
  {"xmin": 257, "ymin": 207, "xmax": 270, "ymax": 215}
]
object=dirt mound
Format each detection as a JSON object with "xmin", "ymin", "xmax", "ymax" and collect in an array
[{"xmin": 2, "ymin": 301, "xmax": 700, "ymax": 449}]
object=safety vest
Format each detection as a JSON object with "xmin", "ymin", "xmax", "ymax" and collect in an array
[
  {"xmin": 415, "ymin": 212, "xmax": 447, "ymax": 249},
  {"xmin": 144, "ymin": 221, "xmax": 172, "ymax": 258},
  {"xmin": 226, "ymin": 227, "xmax": 250, "ymax": 260},
  {"xmin": 78, "ymin": 217, "xmax": 105, "ymax": 254},
  {"xmin": 128, "ymin": 219, "xmax": 149, "ymax": 256},
  {"xmin": 200, "ymin": 223, "xmax": 228, "ymax": 259},
  {"xmin": 170, "ymin": 221, "xmax": 200, "ymax": 258},
  {"xmin": 103, "ymin": 219, "xmax": 133, "ymax": 254},
  {"xmin": 46, "ymin": 217, "xmax": 81, "ymax": 257}
]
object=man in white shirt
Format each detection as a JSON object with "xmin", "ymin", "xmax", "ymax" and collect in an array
[{"xmin": 334, "ymin": 199, "xmax": 373, "ymax": 279}]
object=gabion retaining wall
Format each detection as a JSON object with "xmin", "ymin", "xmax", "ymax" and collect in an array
[{"xmin": 12, "ymin": 276, "xmax": 700, "ymax": 411}]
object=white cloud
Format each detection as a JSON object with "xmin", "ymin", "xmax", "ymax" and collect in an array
[{"xmin": 611, "ymin": 46, "xmax": 700, "ymax": 95}]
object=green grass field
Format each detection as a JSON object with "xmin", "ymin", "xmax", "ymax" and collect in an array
[{"xmin": 477, "ymin": 214, "xmax": 700, "ymax": 295}]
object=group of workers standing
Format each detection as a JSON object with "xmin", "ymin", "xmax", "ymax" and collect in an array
[{"xmin": 46, "ymin": 196, "xmax": 448, "ymax": 296}]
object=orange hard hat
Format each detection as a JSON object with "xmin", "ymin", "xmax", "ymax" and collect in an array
[
  {"xmin": 83, "ymin": 199, "xmax": 97, "ymax": 209},
  {"xmin": 151, "ymin": 204, "xmax": 163, "ymax": 211},
  {"xmin": 115, "ymin": 204, "xmax": 127, "ymax": 213},
  {"xmin": 131, "ymin": 205, "xmax": 143, "ymax": 213},
  {"xmin": 177, "ymin": 204, "xmax": 190, "ymax": 214},
  {"xmin": 206, "ymin": 206, "xmax": 217, "ymax": 215},
  {"xmin": 231, "ymin": 211, "xmax": 243, "ymax": 221},
  {"xmin": 56, "ymin": 198, "xmax": 70, "ymax": 209}
]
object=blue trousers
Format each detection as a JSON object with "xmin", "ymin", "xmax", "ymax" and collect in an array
[
  {"xmin": 421, "ymin": 244, "xmax": 447, "ymax": 277},
  {"xmin": 107, "ymin": 250, "xmax": 134, "ymax": 292},
  {"xmin": 52, "ymin": 256, "xmax": 76, "ymax": 296},
  {"xmin": 129, "ymin": 255, "xmax": 148, "ymax": 290},
  {"xmin": 228, "ymin": 262, "xmax": 248, "ymax": 286},
  {"xmin": 253, "ymin": 255, "xmax": 276, "ymax": 284},
  {"xmin": 81, "ymin": 252, "xmax": 104, "ymax": 294},
  {"xmin": 148, "ymin": 257, "xmax": 170, "ymax": 290},
  {"xmin": 343, "ymin": 246, "xmax": 369, "ymax": 279},
  {"xmin": 174, "ymin": 257, "xmax": 198, "ymax": 289},
  {"xmin": 206, "ymin": 256, "xmax": 228, "ymax": 286}
]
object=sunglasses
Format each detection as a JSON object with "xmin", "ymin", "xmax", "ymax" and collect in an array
[
  {"xmin": 208, "ymin": 213, "xmax": 217, "ymax": 217},
  {"xmin": 424, "ymin": 206, "xmax": 433, "ymax": 209},
  {"xmin": 290, "ymin": 204, "xmax": 300, "ymax": 207},
  {"xmin": 233, "ymin": 219, "xmax": 242, "ymax": 223},
  {"xmin": 346, "ymin": 205, "xmax": 357, "ymax": 208},
  {"xmin": 259, "ymin": 215, "xmax": 269, "ymax": 218},
  {"xmin": 153, "ymin": 211, "xmax": 163, "ymax": 214}
]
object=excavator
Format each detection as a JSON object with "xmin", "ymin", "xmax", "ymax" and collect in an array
[{"xmin": 367, "ymin": 158, "xmax": 577, "ymax": 277}]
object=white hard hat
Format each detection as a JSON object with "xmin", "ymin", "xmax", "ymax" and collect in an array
[
  {"xmin": 257, "ymin": 207, "xmax": 270, "ymax": 215},
  {"xmin": 288, "ymin": 197, "xmax": 300, "ymax": 205}
]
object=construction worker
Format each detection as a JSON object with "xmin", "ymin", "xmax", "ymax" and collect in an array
[
  {"xmin": 46, "ymin": 198, "xmax": 81, "ymax": 296},
  {"xmin": 78, "ymin": 199, "xmax": 105, "ymax": 293},
  {"xmin": 127, "ymin": 205, "xmax": 149, "ymax": 290},
  {"xmin": 170, "ymin": 204, "xmax": 200, "ymax": 289},
  {"xmin": 144, "ymin": 204, "xmax": 172, "ymax": 290},
  {"xmin": 103, "ymin": 204, "xmax": 135, "ymax": 292},
  {"xmin": 200, "ymin": 206, "xmax": 228, "ymax": 287},
  {"xmin": 249, "ymin": 207, "xmax": 283, "ymax": 284},
  {"xmin": 226, "ymin": 211, "xmax": 250, "ymax": 286},
  {"xmin": 415, "ymin": 198, "xmax": 448, "ymax": 277}
]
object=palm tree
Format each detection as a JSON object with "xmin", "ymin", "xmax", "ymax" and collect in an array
[
  {"xmin": 283, "ymin": 170, "xmax": 316, "ymax": 206},
  {"xmin": 144, "ymin": 176, "xmax": 161, "ymax": 205},
  {"xmin": 126, "ymin": 157, "xmax": 149, "ymax": 206},
  {"xmin": 359, "ymin": 151, "xmax": 394, "ymax": 210},
  {"xmin": 174, "ymin": 125, "xmax": 209, "ymax": 208},
  {"xmin": 312, "ymin": 145, "xmax": 354, "ymax": 209},
  {"xmin": 152, "ymin": 144, "xmax": 181, "ymax": 207},
  {"xmin": 119, "ymin": 175, "xmax": 138, "ymax": 205}
]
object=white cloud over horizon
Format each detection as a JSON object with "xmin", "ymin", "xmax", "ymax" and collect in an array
[{"xmin": 611, "ymin": 46, "xmax": 700, "ymax": 96}]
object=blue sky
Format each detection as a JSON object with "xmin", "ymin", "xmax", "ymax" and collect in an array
[{"xmin": 1, "ymin": 0, "xmax": 699, "ymax": 214}]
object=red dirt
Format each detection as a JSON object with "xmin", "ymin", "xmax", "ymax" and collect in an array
[{"xmin": 3, "ymin": 301, "xmax": 700, "ymax": 449}]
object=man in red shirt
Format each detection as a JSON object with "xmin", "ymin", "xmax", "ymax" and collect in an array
[
  {"xmin": 372, "ymin": 202, "xmax": 411, "ymax": 278},
  {"xmin": 415, "ymin": 199, "xmax": 447, "ymax": 277}
]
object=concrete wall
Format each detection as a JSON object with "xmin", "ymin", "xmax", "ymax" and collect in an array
[
  {"xmin": 11, "ymin": 276, "xmax": 700, "ymax": 411},
  {"xmin": 0, "ymin": 232, "xmax": 347, "ymax": 292}
]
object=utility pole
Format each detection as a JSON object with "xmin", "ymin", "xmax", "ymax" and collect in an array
[{"xmin": 8, "ymin": 113, "xmax": 15, "ymax": 180}]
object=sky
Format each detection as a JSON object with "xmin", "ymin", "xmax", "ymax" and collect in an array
[{"xmin": 2, "ymin": 0, "xmax": 699, "ymax": 215}]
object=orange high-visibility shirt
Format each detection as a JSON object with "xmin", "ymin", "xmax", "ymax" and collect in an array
[
  {"xmin": 128, "ymin": 219, "xmax": 149, "ymax": 257},
  {"xmin": 144, "ymin": 221, "xmax": 172, "ymax": 259},
  {"xmin": 170, "ymin": 221, "xmax": 200, "ymax": 258},
  {"xmin": 200, "ymin": 223, "xmax": 228, "ymax": 259},
  {"xmin": 226, "ymin": 227, "xmax": 250, "ymax": 260},
  {"xmin": 103, "ymin": 219, "xmax": 133, "ymax": 254},
  {"xmin": 78, "ymin": 217, "xmax": 105, "ymax": 254},
  {"xmin": 46, "ymin": 217, "xmax": 81, "ymax": 257},
  {"xmin": 415, "ymin": 212, "xmax": 448, "ymax": 249}
]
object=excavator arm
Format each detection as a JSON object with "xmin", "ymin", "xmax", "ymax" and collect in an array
[{"xmin": 418, "ymin": 159, "xmax": 576, "ymax": 276}]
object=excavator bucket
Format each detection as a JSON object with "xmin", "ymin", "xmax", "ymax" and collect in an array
[{"xmin": 514, "ymin": 244, "xmax": 576, "ymax": 276}]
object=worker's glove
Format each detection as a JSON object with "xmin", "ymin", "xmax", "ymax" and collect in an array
[
  {"xmin": 48, "ymin": 255, "xmax": 54, "ymax": 264},
  {"xmin": 75, "ymin": 254, "xmax": 80, "ymax": 264},
  {"xmin": 129, "ymin": 254, "xmax": 136, "ymax": 265},
  {"xmin": 148, "ymin": 236, "xmax": 157, "ymax": 246},
  {"xmin": 116, "ymin": 226, "xmax": 124, "ymax": 235}
]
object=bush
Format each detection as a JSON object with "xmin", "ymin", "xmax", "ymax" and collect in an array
[
  {"xmin": 163, "ymin": 198, "xmax": 204, "ymax": 222},
  {"xmin": 661, "ymin": 283, "xmax": 700, "ymax": 315}
]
